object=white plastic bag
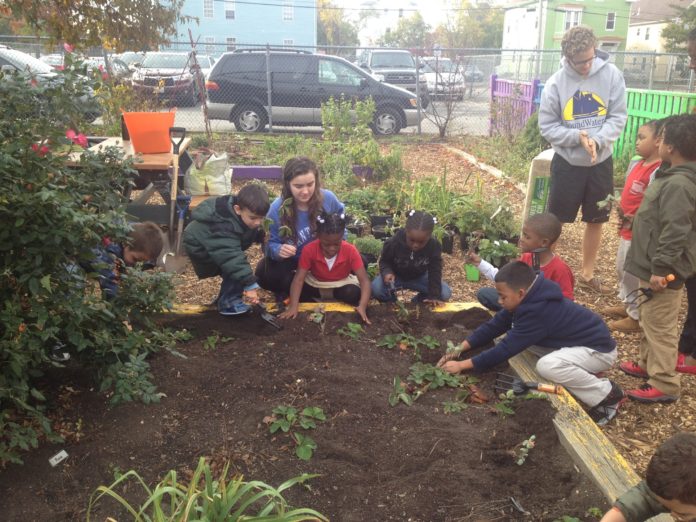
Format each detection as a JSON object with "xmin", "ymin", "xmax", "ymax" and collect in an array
[{"xmin": 184, "ymin": 151, "xmax": 231, "ymax": 196}]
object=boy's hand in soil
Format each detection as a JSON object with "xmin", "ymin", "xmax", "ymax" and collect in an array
[
  {"xmin": 440, "ymin": 358, "xmax": 474, "ymax": 374},
  {"xmin": 437, "ymin": 340, "xmax": 471, "ymax": 367},
  {"xmin": 278, "ymin": 244, "xmax": 297, "ymax": 259},
  {"xmin": 465, "ymin": 251, "xmax": 481, "ymax": 265},
  {"xmin": 355, "ymin": 304, "xmax": 371, "ymax": 325},
  {"xmin": 278, "ymin": 305, "xmax": 299, "ymax": 320},
  {"xmin": 243, "ymin": 289, "xmax": 260, "ymax": 305}
]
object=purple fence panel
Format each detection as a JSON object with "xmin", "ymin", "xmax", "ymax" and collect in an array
[{"xmin": 489, "ymin": 76, "xmax": 540, "ymax": 137}]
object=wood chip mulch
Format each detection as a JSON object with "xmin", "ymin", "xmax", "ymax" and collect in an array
[{"xmin": 173, "ymin": 142, "xmax": 693, "ymax": 475}]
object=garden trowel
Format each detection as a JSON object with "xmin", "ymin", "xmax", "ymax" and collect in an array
[
  {"xmin": 253, "ymin": 303, "xmax": 283, "ymax": 330},
  {"xmin": 163, "ymin": 195, "xmax": 191, "ymax": 273},
  {"xmin": 495, "ymin": 373, "xmax": 563, "ymax": 395}
]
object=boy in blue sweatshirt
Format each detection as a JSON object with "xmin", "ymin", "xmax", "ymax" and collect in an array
[{"xmin": 438, "ymin": 261, "xmax": 624, "ymax": 425}]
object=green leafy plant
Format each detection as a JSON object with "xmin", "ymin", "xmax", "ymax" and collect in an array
[
  {"xmin": 494, "ymin": 390, "xmax": 517, "ymax": 417},
  {"xmin": 353, "ymin": 235, "xmax": 383, "ymax": 257},
  {"xmin": 202, "ymin": 331, "xmax": 234, "ymax": 351},
  {"xmin": 477, "ymin": 239, "xmax": 520, "ymax": 268},
  {"xmin": 0, "ymin": 58, "xmax": 186, "ymax": 465},
  {"xmin": 268, "ymin": 406, "xmax": 326, "ymax": 460},
  {"xmin": 377, "ymin": 333, "xmax": 440, "ymax": 361},
  {"xmin": 388, "ymin": 377, "xmax": 416, "ymax": 406},
  {"xmin": 407, "ymin": 363, "xmax": 462, "ymax": 390},
  {"xmin": 553, "ymin": 516, "xmax": 582, "ymax": 522},
  {"xmin": 512, "ymin": 434, "xmax": 536, "ymax": 465},
  {"xmin": 443, "ymin": 389, "xmax": 472, "ymax": 414},
  {"xmin": 337, "ymin": 322, "xmax": 365, "ymax": 340},
  {"xmin": 86, "ymin": 457, "xmax": 327, "ymax": 521},
  {"xmin": 585, "ymin": 507, "xmax": 604, "ymax": 520}
]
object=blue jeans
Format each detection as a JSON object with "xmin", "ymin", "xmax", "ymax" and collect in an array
[
  {"xmin": 371, "ymin": 273, "xmax": 451, "ymax": 303},
  {"xmin": 217, "ymin": 275, "xmax": 245, "ymax": 312},
  {"xmin": 477, "ymin": 287, "xmax": 502, "ymax": 312}
]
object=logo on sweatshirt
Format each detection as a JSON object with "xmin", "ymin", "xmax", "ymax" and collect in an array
[{"xmin": 563, "ymin": 90, "xmax": 607, "ymax": 129}]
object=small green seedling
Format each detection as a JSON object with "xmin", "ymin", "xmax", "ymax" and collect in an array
[
  {"xmin": 443, "ymin": 389, "xmax": 472, "ymax": 414},
  {"xmin": 446, "ymin": 340, "xmax": 462, "ymax": 356},
  {"xmin": 513, "ymin": 434, "xmax": 536, "ymax": 465},
  {"xmin": 377, "ymin": 333, "xmax": 440, "ymax": 361},
  {"xmin": 494, "ymin": 389, "xmax": 517, "ymax": 417},
  {"xmin": 394, "ymin": 300, "xmax": 410, "ymax": 324},
  {"xmin": 388, "ymin": 376, "xmax": 416, "ymax": 406},
  {"xmin": 307, "ymin": 305, "xmax": 326, "ymax": 334},
  {"xmin": 337, "ymin": 322, "xmax": 364, "ymax": 340},
  {"xmin": 202, "ymin": 331, "xmax": 234, "ymax": 351},
  {"xmin": 585, "ymin": 507, "xmax": 604, "ymax": 520},
  {"xmin": 278, "ymin": 225, "xmax": 293, "ymax": 239},
  {"xmin": 407, "ymin": 363, "xmax": 461, "ymax": 390},
  {"xmin": 553, "ymin": 516, "xmax": 582, "ymax": 522},
  {"xmin": 267, "ymin": 405, "xmax": 326, "ymax": 460}
]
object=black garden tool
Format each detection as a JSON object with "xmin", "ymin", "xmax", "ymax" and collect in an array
[
  {"xmin": 495, "ymin": 373, "xmax": 563, "ymax": 395},
  {"xmin": 625, "ymin": 274, "xmax": 676, "ymax": 309},
  {"xmin": 253, "ymin": 303, "xmax": 283, "ymax": 330}
]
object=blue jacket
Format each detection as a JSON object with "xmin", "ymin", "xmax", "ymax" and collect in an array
[
  {"xmin": 81, "ymin": 241, "xmax": 125, "ymax": 299},
  {"xmin": 265, "ymin": 189, "xmax": 344, "ymax": 261},
  {"xmin": 469, "ymin": 274, "xmax": 616, "ymax": 370}
]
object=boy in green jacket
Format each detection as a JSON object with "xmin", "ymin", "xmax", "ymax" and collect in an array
[
  {"xmin": 183, "ymin": 184, "xmax": 269, "ymax": 315},
  {"xmin": 620, "ymin": 114, "xmax": 696, "ymax": 402},
  {"xmin": 600, "ymin": 432, "xmax": 696, "ymax": 522}
]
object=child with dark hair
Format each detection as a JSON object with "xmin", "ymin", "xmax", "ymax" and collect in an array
[
  {"xmin": 603, "ymin": 119, "xmax": 664, "ymax": 332},
  {"xmin": 601, "ymin": 432, "xmax": 696, "ymax": 521},
  {"xmin": 438, "ymin": 261, "xmax": 624, "ymax": 425},
  {"xmin": 279, "ymin": 212, "xmax": 372, "ymax": 323},
  {"xmin": 470, "ymin": 212, "xmax": 574, "ymax": 311},
  {"xmin": 255, "ymin": 157, "xmax": 345, "ymax": 300},
  {"xmin": 183, "ymin": 184, "xmax": 270, "ymax": 316},
  {"xmin": 620, "ymin": 113, "xmax": 696, "ymax": 402},
  {"xmin": 83, "ymin": 221, "xmax": 164, "ymax": 299},
  {"xmin": 371, "ymin": 210, "xmax": 452, "ymax": 305}
]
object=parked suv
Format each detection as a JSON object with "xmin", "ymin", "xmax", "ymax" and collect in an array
[
  {"xmin": 356, "ymin": 49, "xmax": 428, "ymax": 99},
  {"xmin": 130, "ymin": 51, "xmax": 202, "ymax": 106},
  {"xmin": 205, "ymin": 49, "xmax": 425, "ymax": 135}
]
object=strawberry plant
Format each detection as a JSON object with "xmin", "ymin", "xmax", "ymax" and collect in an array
[
  {"xmin": 267, "ymin": 405, "xmax": 326, "ymax": 460},
  {"xmin": 512, "ymin": 435, "xmax": 536, "ymax": 465},
  {"xmin": 337, "ymin": 322, "xmax": 365, "ymax": 340},
  {"xmin": 377, "ymin": 333, "xmax": 440, "ymax": 361},
  {"xmin": 408, "ymin": 363, "xmax": 462, "ymax": 390},
  {"xmin": 388, "ymin": 377, "xmax": 417, "ymax": 406}
]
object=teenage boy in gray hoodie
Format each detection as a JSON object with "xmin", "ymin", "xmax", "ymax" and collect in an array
[{"xmin": 539, "ymin": 26, "xmax": 627, "ymax": 295}]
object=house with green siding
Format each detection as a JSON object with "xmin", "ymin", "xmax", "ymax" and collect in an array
[{"xmin": 499, "ymin": 0, "xmax": 633, "ymax": 79}]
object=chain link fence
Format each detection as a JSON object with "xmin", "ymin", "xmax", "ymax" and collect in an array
[{"xmin": 2, "ymin": 35, "xmax": 694, "ymax": 137}]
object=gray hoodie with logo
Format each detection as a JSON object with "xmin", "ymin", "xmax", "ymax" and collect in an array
[{"xmin": 538, "ymin": 49, "xmax": 627, "ymax": 167}]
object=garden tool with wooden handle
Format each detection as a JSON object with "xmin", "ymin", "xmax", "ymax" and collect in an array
[
  {"xmin": 253, "ymin": 303, "xmax": 283, "ymax": 330},
  {"xmin": 163, "ymin": 195, "xmax": 191, "ymax": 273},
  {"xmin": 495, "ymin": 373, "xmax": 563, "ymax": 395},
  {"xmin": 168, "ymin": 127, "xmax": 186, "ymax": 240},
  {"xmin": 625, "ymin": 274, "xmax": 676, "ymax": 308}
]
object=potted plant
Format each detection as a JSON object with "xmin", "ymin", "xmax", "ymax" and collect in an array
[
  {"xmin": 477, "ymin": 239, "xmax": 520, "ymax": 268},
  {"xmin": 353, "ymin": 235, "xmax": 384, "ymax": 264}
]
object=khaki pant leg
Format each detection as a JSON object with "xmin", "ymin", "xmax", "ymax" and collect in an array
[{"xmin": 638, "ymin": 281, "xmax": 683, "ymax": 396}]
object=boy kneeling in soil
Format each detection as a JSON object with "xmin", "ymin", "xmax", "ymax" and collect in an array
[
  {"xmin": 600, "ymin": 432, "xmax": 696, "ymax": 522},
  {"xmin": 437, "ymin": 261, "xmax": 624, "ymax": 425},
  {"xmin": 183, "ymin": 184, "xmax": 269, "ymax": 316},
  {"xmin": 82, "ymin": 221, "xmax": 164, "ymax": 299}
]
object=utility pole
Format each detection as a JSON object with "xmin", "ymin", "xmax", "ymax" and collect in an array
[{"xmin": 535, "ymin": 0, "xmax": 544, "ymax": 79}]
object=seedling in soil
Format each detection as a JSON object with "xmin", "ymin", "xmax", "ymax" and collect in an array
[
  {"xmin": 388, "ymin": 376, "xmax": 417, "ymax": 406},
  {"xmin": 308, "ymin": 305, "xmax": 326, "ymax": 334},
  {"xmin": 266, "ymin": 405, "xmax": 326, "ymax": 460},
  {"xmin": 585, "ymin": 507, "xmax": 604, "ymax": 520},
  {"xmin": 377, "ymin": 334, "xmax": 440, "ymax": 361},
  {"xmin": 394, "ymin": 300, "xmax": 410, "ymax": 324},
  {"xmin": 407, "ymin": 363, "xmax": 461, "ymax": 390},
  {"xmin": 512, "ymin": 434, "xmax": 536, "ymax": 465},
  {"xmin": 202, "ymin": 331, "xmax": 234, "ymax": 351},
  {"xmin": 446, "ymin": 340, "xmax": 463, "ymax": 356},
  {"xmin": 443, "ymin": 390, "xmax": 471, "ymax": 413},
  {"xmin": 337, "ymin": 322, "xmax": 364, "ymax": 340},
  {"xmin": 494, "ymin": 388, "xmax": 549, "ymax": 417},
  {"xmin": 442, "ymin": 376, "xmax": 483, "ymax": 413}
]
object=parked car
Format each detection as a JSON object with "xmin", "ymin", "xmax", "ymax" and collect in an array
[
  {"xmin": 196, "ymin": 54, "xmax": 215, "ymax": 78},
  {"xmin": 420, "ymin": 57, "xmax": 465, "ymax": 99},
  {"xmin": 40, "ymin": 53, "xmax": 65, "ymax": 70},
  {"xmin": 205, "ymin": 49, "xmax": 424, "ymax": 135},
  {"xmin": 130, "ymin": 51, "xmax": 202, "ymax": 106},
  {"xmin": 463, "ymin": 64, "xmax": 485, "ymax": 83},
  {"xmin": 115, "ymin": 51, "xmax": 146, "ymax": 70},
  {"xmin": 0, "ymin": 45, "xmax": 101, "ymax": 121},
  {"xmin": 356, "ymin": 49, "xmax": 428, "ymax": 100},
  {"xmin": 84, "ymin": 56, "xmax": 132, "ymax": 83}
]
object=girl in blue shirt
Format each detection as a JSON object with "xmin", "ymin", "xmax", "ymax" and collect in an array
[{"xmin": 255, "ymin": 156, "xmax": 345, "ymax": 299}]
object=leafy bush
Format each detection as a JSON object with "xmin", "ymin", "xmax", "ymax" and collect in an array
[
  {"xmin": 0, "ymin": 55, "xmax": 182, "ymax": 465},
  {"xmin": 87, "ymin": 457, "xmax": 326, "ymax": 521},
  {"xmin": 353, "ymin": 235, "xmax": 384, "ymax": 257}
]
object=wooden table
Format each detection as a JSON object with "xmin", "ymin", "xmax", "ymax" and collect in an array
[{"xmin": 72, "ymin": 137, "xmax": 193, "ymax": 232}]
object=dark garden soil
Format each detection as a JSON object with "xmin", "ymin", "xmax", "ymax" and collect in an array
[{"xmin": 0, "ymin": 306, "xmax": 607, "ymax": 521}]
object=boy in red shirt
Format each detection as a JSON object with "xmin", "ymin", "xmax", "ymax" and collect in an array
[
  {"xmin": 602, "ymin": 120, "xmax": 662, "ymax": 332},
  {"xmin": 279, "ymin": 212, "xmax": 372, "ymax": 323},
  {"xmin": 471, "ymin": 213, "xmax": 574, "ymax": 311}
]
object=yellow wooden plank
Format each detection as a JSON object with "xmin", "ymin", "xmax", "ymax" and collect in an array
[
  {"xmin": 168, "ymin": 301, "xmax": 488, "ymax": 315},
  {"xmin": 509, "ymin": 350, "xmax": 640, "ymax": 503}
]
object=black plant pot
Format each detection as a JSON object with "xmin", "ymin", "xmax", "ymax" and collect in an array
[
  {"xmin": 347, "ymin": 224, "xmax": 366, "ymax": 237},
  {"xmin": 369, "ymin": 215, "xmax": 392, "ymax": 227},
  {"xmin": 371, "ymin": 225, "xmax": 392, "ymax": 240},
  {"xmin": 460, "ymin": 233, "xmax": 481, "ymax": 253},
  {"xmin": 441, "ymin": 230, "xmax": 455, "ymax": 255},
  {"xmin": 361, "ymin": 253, "xmax": 378, "ymax": 265}
]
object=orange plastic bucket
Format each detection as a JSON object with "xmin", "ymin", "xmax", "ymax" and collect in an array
[{"xmin": 122, "ymin": 111, "xmax": 176, "ymax": 154}]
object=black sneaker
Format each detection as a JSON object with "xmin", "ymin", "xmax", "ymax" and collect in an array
[{"xmin": 588, "ymin": 381, "xmax": 626, "ymax": 426}]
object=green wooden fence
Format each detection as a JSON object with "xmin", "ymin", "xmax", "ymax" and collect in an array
[{"xmin": 614, "ymin": 88, "xmax": 696, "ymax": 160}]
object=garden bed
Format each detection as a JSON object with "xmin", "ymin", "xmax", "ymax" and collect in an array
[{"xmin": 0, "ymin": 306, "xmax": 606, "ymax": 521}]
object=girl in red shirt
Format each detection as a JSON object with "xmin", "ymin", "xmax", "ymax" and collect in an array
[
  {"xmin": 279, "ymin": 212, "xmax": 372, "ymax": 324},
  {"xmin": 603, "ymin": 120, "xmax": 663, "ymax": 331}
]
